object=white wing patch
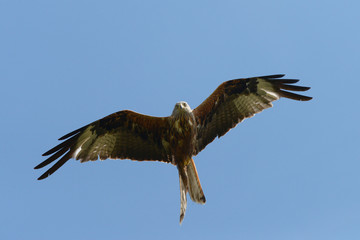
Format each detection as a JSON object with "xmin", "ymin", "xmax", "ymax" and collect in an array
[
  {"xmin": 72, "ymin": 146, "xmax": 82, "ymax": 159},
  {"xmin": 72, "ymin": 136, "xmax": 90, "ymax": 160},
  {"xmin": 257, "ymin": 79, "xmax": 280, "ymax": 100},
  {"xmin": 69, "ymin": 125, "xmax": 115, "ymax": 163},
  {"xmin": 263, "ymin": 89, "xmax": 280, "ymax": 100}
]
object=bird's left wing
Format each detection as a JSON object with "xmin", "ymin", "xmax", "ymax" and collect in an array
[
  {"xmin": 35, "ymin": 110, "xmax": 173, "ymax": 180},
  {"xmin": 192, "ymin": 74, "xmax": 312, "ymax": 154}
]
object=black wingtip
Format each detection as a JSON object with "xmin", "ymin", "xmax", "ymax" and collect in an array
[
  {"xmin": 278, "ymin": 89, "xmax": 312, "ymax": 101},
  {"xmin": 42, "ymin": 149, "xmax": 54, "ymax": 156},
  {"xmin": 258, "ymin": 74, "xmax": 285, "ymax": 79},
  {"xmin": 300, "ymin": 96, "xmax": 313, "ymax": 101},
  {"xmin": 279, "ymin": 84, "xmax": 311, "ymax": 91},
  {"xmin": 37, "ymin": 173, "xmax": 48, "ymax": 180},
  {"xmin": 58, "ymin": 125, "xmax": 88, "ymax": 140},
  {"xmin": 35, "ymin": 153, "xmax": 71, "ymax": 181}
]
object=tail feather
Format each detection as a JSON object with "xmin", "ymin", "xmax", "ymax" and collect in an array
[
  {"xmin": 187, "ymin": 158, "xmax": 206, "ymax": 204},
  {"xmin": 178, "ymin": 168, "xmax": 187, "ymax": 224},
  {"xmin": 178, "ymin": 158, "xmax": 206, "ymax": 224}
]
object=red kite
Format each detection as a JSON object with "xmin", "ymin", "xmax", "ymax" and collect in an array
[{"xmin": 35, "ymin": 74, "xmax": 311, "ymax": 223}]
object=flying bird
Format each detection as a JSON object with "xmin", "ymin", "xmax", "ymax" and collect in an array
[{"xmin": 35, "ymin": 74, "xmax": 311, "ymax": 223}]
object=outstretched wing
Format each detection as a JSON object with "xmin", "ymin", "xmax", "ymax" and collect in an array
[
  {"xmin": 35, "ymin": 110, "xmax": 172, "ymax": 180},
  {"xmin": 192, "ymin": 74, "xmax": 312, "ymax": 154}
]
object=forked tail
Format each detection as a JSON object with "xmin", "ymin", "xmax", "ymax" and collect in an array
[{"xmin": 178, "ymin": 158, "xmax": 206, "ymax": 224}]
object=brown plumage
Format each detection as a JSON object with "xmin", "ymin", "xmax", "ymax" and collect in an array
[{"xmin": 36, "ymin": 74, "xmax": 311, "ymax": 223}]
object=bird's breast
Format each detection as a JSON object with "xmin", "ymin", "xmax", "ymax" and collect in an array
[{"xmin": 169, "ymin": 114, "xmax": 197, "ymax": 162}]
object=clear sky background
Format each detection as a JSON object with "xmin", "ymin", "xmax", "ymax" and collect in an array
[{"xmin": 1, "ymin": 0, "xmax": 359, "ymax": 239}]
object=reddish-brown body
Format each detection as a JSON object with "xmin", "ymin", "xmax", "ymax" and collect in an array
[{"xmin": 169, "ymin": 113, "xmax": 197, "ymax": 167}]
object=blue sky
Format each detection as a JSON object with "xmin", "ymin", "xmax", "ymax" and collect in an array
[{"xmin": 1, "ymin": 0, "xmax": 360, "ymax": 239}]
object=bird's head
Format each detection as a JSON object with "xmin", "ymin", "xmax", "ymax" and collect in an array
[{"xmin": 171, "ymin": 101, "xmax": 192, "ymax": 116}]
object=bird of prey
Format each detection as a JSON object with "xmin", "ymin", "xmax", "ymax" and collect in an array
[{"xmin": 35, "ymin": 74, "xmax": 311, "ymax": 223}]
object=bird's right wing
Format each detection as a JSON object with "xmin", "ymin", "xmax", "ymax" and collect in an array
[{"xmin": 35, "ymin": 110, "xmax": 173, "ymax": 180}]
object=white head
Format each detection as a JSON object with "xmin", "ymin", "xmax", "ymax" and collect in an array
[{"xmin": 171, "ymin": 101, "xmax": 192, "ymax": 116}]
